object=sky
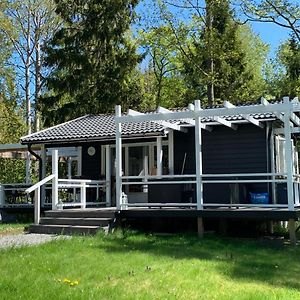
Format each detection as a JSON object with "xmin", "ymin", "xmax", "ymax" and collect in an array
[
  {"xmin": 251, "ymin": 22, "xmax": 291, "ymax": 57},
  {"xmin": 136, "ymin": 0, "xmax": 294, "ymax": 59}
]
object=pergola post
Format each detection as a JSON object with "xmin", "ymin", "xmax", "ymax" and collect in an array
[
  {"xmin": 115, "ymin": 105, "xmax": 123, "ymax": 210},
  {"xmin": 156, "ymin": 136, "xmax": 163, "ymax": 176},
  {"xmin": 105, "ymin": 145, "xmax": 111, "ymax": 207},
  {"xmin": 283, "ymin": 97, "xmax": 294, "ymax": 211},
  {"xmin": 51, "ymin": 149, "xmax": 58, "ymax": 210},
  {"xmin": 194, "ymin": 100, "xmax": 203, "ymax": 210}
]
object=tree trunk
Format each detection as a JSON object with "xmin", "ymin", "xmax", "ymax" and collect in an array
[
  {"xmin": 34, "ymin": 26, "xmax": 41, "ymax": 132},
  {"xmin": 206, "ymin": 0, "xmax": 214, "ymax": 106}
]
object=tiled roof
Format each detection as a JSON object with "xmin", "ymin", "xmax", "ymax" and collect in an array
[
  {"xmin": 21, "ymin": 106, "xmax": 276, "ymax": 145},
  {"xmin": 20, "ymin": 114, "xmax": 165, "ymax": 145}
]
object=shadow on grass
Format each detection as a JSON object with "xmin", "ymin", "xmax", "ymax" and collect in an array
[{"xmin": 96, "ymin": 230, "xmax": 300, "ymax": 291}]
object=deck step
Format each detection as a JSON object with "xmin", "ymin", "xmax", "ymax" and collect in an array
[
  {"xmin": 40, "ymin": 217, "xmax": 112, "ymax": 226},
  {"xmin": 45, "ymin": 210, "xmax": 117, "ymax": 219},
  {"xmin": 29, "ymin": 224, "xmax": 107, "ymax": 235}
]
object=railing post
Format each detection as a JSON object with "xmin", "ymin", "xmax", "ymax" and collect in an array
[
  {"xmin": 105, "ymin": 145, "xmax": 111, "ymax": 207},
  {"xmin": 194, "ymin": 100, "xmax": 203, "ymax": 210},
  {"xmin": 283, "ymin": 97, "xmax": 294, "ymax": 211},
  {"xmin": 81, "ymin": 182, "xmax": 86, "ymax": 209},
  {"xmin": 52, "ymin": 149, "xmax": 59, "ymax": 210},
  {"xmin": 156, "ymin": 136, "xmax": 163, "ymax": 177},
  {"xmin": 115, "ymin": 105, "xmax": 122, "ymax": 210},
  {"xmin": 34, "ymin": 187, "xmax": 41, "ymax": 224}
]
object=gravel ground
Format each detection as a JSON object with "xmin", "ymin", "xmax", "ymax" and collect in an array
[{"xmin": 0, "ymin": 233, "xmax": 69, "ymax": 249}]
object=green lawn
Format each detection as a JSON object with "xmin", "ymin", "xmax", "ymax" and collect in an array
[
  {"xmin": 0, "ymin": 223, "xmax": 28, "ymax": 236},
  {"xmin": 0, "ymin": 231, "xmax": 300, "ymax": 299}
]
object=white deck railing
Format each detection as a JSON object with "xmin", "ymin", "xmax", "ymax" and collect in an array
[
  {"xmin": 120, "ymin": 172, "xmax": 297, "ymax": 209},
  {"xmin": 25, "ymin": 174, "xmax": 56, "ymax": 224}
]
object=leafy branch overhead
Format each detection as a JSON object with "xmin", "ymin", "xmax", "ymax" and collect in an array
[{"xmin": 241, "ymin": 0, "xmax": 300, "ymax": 42}]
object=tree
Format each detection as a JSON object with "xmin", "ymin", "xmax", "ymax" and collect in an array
[
  {"xmin": 159, "ymin": 0, "xmax": 268, "ymax": 106},
  {"xmin": 272, "ymin": 36, "xmax": 300, "ymax": 98},
  {"xmin": 42, "ymin": 0, "xmax": 141, "ymax": 125},
  {"xmin": 139, "ymin": 26, "xmax": 185, "ymax": 107},
  {"xmin": 241, "ymin": 0, "xmax": 300, "ymax": 42},
  {"xmin": 0, "ymin": 0, "xmax": 61, "ymax": 133}
]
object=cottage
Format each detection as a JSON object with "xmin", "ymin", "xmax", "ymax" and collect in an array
[{"xmin": 5, "ymin": 97, "xmax": 300, "ymax": 241}]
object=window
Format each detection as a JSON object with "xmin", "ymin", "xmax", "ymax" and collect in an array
[{"xmin": 275, "ymin": 136, "xmax": 298, "ymax": 174}]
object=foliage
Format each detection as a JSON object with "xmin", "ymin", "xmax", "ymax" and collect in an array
[
  {"xmin": 265, "ymin": 36, "xmax": 300, "ymax": 99},
  {"xmin": 42, "ymin": 0, "xmax": 141, "ymax": 125},
  {"xmin": 0, "ymin": 0, "xmax": 61, "ymax": 133},
  {"xmin": 277, "ymin": 36, "xmax": 300, "ymax": 98},
  {"xmin": 155, "ymin": 1, "xmax": 269, "ymax": 106},
  {"xmin": 241, "ymin": 0, "xmax": 300, "ymax": 42},
  {"xmin": 1, "ymin": 233, "xmax": 300, "ymax": 299}
]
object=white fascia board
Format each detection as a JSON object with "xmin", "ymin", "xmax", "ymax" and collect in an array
[
  {"xmin": 224, "ymin": 100, "xmax": 264, "ymax": 128},
  {"xmin": 119, "ymin": 102, "xmax": 292, "ymax": 124},
  {"xmin": 128, "ymin": 109, "xmax": 187, "ymax": 132}
]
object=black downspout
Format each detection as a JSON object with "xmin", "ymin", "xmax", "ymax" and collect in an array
[{"xmin": 28, "ymin": 144, "xmax": 43, "ymax": 181}]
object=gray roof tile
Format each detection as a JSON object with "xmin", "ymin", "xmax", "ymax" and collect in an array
[{"xmin": 21, "ymin": 105, "xmax": 276, "ymax": 145}]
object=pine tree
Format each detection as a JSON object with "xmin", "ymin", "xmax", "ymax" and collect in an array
[{"xmin": 42, "ymin": 0, "xmax": 140, "ymax": 125}]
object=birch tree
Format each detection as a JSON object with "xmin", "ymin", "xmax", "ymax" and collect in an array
[{"xmin": 0, "ymin": 0, "xmax": 61, "ymax": 133}]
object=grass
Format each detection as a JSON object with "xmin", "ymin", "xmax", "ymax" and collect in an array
[
  {"xmin": 0, "ymin": 231, "xmax": 300, "ymax": 299},
  {"xmin": 0, "ymin": 223, "xmax": 28, "ymax": 236}
]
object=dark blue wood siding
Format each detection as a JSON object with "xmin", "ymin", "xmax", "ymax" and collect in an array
[
  {"xmin": 82, "ymin": 143, "xmax": 102, "ymax": 179},
  {"xmin": 171, "ymin": 124, "xmax": 270, "ymax": 204}
]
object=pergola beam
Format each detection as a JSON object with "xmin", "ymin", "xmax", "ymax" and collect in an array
[
  {"xmin": 118, "ymin": 102, "xmax": 291, "ymax": 124},
  {"xmin": 223, "ymin": 100, "xmax": 264, "ymax": 128},
  {"xmin": 261, "ymin": 97, "xmax": 296, "ymax": 126},
  {"xmin": 157, "ymin": 106, "xmax": 212, "ymax": 132},
  {"xmin": 214, "ymin": 116, "xmax": 238, "ymax": 130},
  {"xmin": 128, "ymin": 109, "xmax": 187, "ymax": 133}
]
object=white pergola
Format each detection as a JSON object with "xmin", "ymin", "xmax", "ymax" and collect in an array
[{"xmin": 115, "ymin": 97, "xmax": 300, "ymax": 212}]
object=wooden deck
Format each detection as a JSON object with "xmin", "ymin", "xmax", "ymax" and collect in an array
[
  {"xmin": 41, "ymin": 206, "xmax": 300, "ymax": 221},
  {"xmin": 120, "ymin": 207, "xmax": 300, "ymax": 221}
]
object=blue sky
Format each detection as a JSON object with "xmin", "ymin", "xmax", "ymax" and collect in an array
[
  {"xmin": 136, "ymin": 0, "xmax": 293, "ymax": 59},
  {"xmin": 251, "ymin": 22, "xmax": 291, "ymax": 57}
]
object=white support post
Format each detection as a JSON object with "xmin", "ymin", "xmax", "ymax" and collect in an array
[
  {"xmin": 270, "ymin": 127, "xmax": 277, "ymax": 204},
  {"xmin": 143, "ymin": 152, "xmax": 149, "ymax": 193},
  {"xmin": 67, "ymin": 157, "xmax": 72, "ymax": 179},
  {"xmin": 168, "ymin": 130, "xmax": 174, "ymax": 175},
  {"xmin": 41, "ymin": 145, "xmax": 47, "ymax": 207},
  {"xmin": 115, "ymin": 105, "xmax": 123, "ymax": 210},
  {"xmin": 283, "ymin": 97, "xmax": 295, "ymax": 211},
  {"xmin": 77, "ymin": 146, "xmax": 82, "ymax": 176},
  {"xmin": 105, "ymin": 145, "xmax": 111, "ymax": 207},
  {"xmin": 194, "ymin": 100, "xmax": 203, "ymax": 210},
  {"xmin": 125, "ymin": 146, "xmax": 129, "ymax": 194},
  {"xmin": 156, "ymin": 136, "xmax": 163, "ymax": 176},
  {"xmin": 81, "ymin": 182, "xmax": 86, "ymax": 209},
  {"xmin": 34, "ymin": 187, "xmax": 41, "ymax": 224},
  {"xmin": 51, "ymin": 149, "xmax": 59, "ymax": 210}
]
